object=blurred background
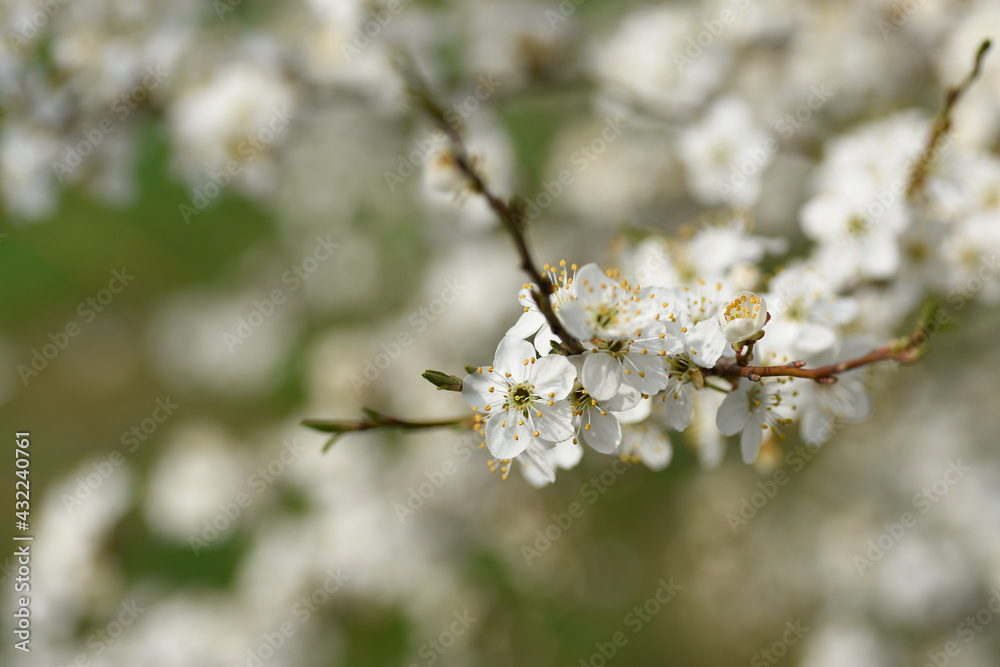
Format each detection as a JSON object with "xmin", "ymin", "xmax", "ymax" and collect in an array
[{"xmin": 1, "ymin": 0, "xmax": 1000, "ymax": 665}]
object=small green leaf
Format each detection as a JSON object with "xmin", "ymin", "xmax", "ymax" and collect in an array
[
  {"xmin": 322, "ymin": 433, "xmax": 346, "ymax": 453},
  {"xmin": 301, "ymin": 419, "xmax": 349, "ymax": 434},
  {"xmin": 422, "ymin": 370, "xmax": 464, "ymax": 392}
]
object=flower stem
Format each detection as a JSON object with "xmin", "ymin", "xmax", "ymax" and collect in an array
[
  {"xmin": 710, "ymin": 329, "xmax": 927, "ymax": 383},
  {"xmin": 394, "ymin": 52, "xmax": 585, "ymax": 355},
  {"xmin": 908, "ymin": 39, "xmax": 991, "ymax": 198},
  {"xmin": 303, "ymin": 411, "xmax": 478, "ymax": 451}
]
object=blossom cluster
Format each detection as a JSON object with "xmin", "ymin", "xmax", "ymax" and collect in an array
[
  {"xmin": 461, "ymin": 255, "xmax": 871, "ymax": 486},
  {"xmin": 451, "ymin": 54, "xmax": 1000, "ymax": 486}
]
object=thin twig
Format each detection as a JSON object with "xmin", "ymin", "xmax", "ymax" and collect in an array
[
  {"xmin": 710, "ymin": 329, "xmax": 927, "ymax": 383},
  {"xmin": 303, "ymin": 412, "xmax": 478, "ymax": 450},
  {"xmin": 908, "ymin": 39, "xmax": 991, "ymax": 197},
  {"xmin": 394, "ymin": 53, "xmax": 585, "ymax": 355}
]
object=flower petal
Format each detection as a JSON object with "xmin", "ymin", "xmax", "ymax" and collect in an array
[
  {"xmin": 664, "ymin": 388, "xmax": 693, "ymax": 431},
  {"xmin": 740, "ymin": 420, "xmax": 763, "ymax": 463},
  {"xmin": 493, "ymin": 335, "xmax": 535, "ymax": 383},
  {"xmin": 603, "ymin": 383, "xmax": 643, "ymax": 412},
  {"xmin": 461, "ymin": 370, "xmax": 502, "ymax": 412},
  {"xmin": 581, "ymin": 352, "xmax": 624, "ymax": 401},
  {"xmin": 486, "ymin": 413, "xmax": 528, "ymax": 459},
  {"xmin": 530, "ymin": 354, "xmax": 576, "ymax": 400},
  {"xmin": 581, "ymin": 408, "xmax": 622, "ymax": 454},
  {"xmin": 621, "ymin": 350, "xmax": 669, "ymax": 395},
  {"xmin": 519, "ymin": 442, "xmax": 556, "ymax": 487},
  {"xmin": 716, "ymin": 384, "xmax": 750, "ymax": 436},
  {"xmin": 690, "ymin": 318, "xmax": 727, "ymax": 367},
  {"xmin": 529, "ymin": 400, "xmax": 575, "ymax": 442}
]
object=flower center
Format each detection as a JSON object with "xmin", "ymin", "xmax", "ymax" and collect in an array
[
  {"xmin": 846, "ymin": 215, "xmax": 869, "ymax": 237},
  {"xmin": 599, "ymin": 339, "xmax": 629, "ymax": 359},
  {"xmin": 722, "ymin": 293, "xmax": 762, "ymax": 323},
  {"xmin": 507, "ymin": 383, "xmax": 534, "ymax": 410},
  {"xmin": 785, "ymin": 296, "xmax": 808, "ymax": 322},
  {"xmin": 592, "ymin": 303, "xmax": 619, "ymax": 329}
]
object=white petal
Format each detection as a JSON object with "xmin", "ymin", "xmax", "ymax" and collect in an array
[
  {"xmin": 532, "ymin": 325, "xmax": 559, "ymax": 357},
  {"xmin": 621, "ymin": 351, "xmax": 669, "ymax": 395},
  {"xmin": 574, "ymin": 263, "xmax": 610, "ymax": 307},
  {"xmin": 486, "ymin": 413, "xmax": 528, "ymax": 459},
  {"xmin": 581, "ymin": 408, "xmax": 622, "ymax": 454},
  {"xmin": 558, "ymin": 300, "xmax": 592, "ymax": 340},
  {"xmin": 740, "ymin": 420, "xmax": 763, "ymax": 463},
  {"xmin": 664, "ymin": 389, "xmax": 693, "ymax": 431},
  {"xmin": 720, "ymin": 317, "xmax": 757, "ymax": 343},
  {"xmin": 530, "ymin": 400, "xmax": 575, "ymax": 442},
  {"xmin": 530, "ymin": 354, "xmax": 576, "ymax": 400},
  {"xmin": 493, "ymin": 335, "xmax": 534, "ymax": 383},
  {"xmin": 795, "ymin": 322, "xmax": 837, "ymax": 354},
  {"xmin": 690, "ymin": 318, "xmax": 727, "ymax": 367},
  {"xmin": 800, "ymin": 406, "xmax": 833, "ymax": 446},
  {"xmin": 549, "ymin": 438, "xmax": 584, "ymax": 469},
  {"xmin": 614, "ymin": 395, "xmax": 652, "ymax": 425},
  {"xmin": 603, "ymin": 383, "xmax": 643, "ymax": 412},
  {"xmin": 861, "ymin": 233, "xmax": 900, "ymax": 279},
  {"xmin": 519, "ymin": 442, "xmax": 556, "ymax": 487},
  {"xmin": 633, "ymin": 428, "xmax": 673, "ymax": 471},
  {"xmin": 581, "ymin": 352, "xmax": 623, "ymax": 401},
  {"xmin": 716, "ymin": 385, "xmax": 750, "ymax": 436},
  {"xmin": 506, "ymin": 310, "xmax": 546, "ymax": 339},
  {"xmin": 461, "ymin": 371, "xmax": 502, "ymax": 411}
]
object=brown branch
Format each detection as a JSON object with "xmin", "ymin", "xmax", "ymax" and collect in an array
[
  {"xmin": 908, "ymin": 39, "xmax": 992, "ymax": 198},
  {"xmin": 710, "ymin": 329, "xmax": 927, "ymax": 384},
  {"xmin": 394, "ymin": 52, "xmax": 585, "ymax": 355},
  {"xmin": 303, "ymin": 411, "xmax": 478, "ymax": 451}
]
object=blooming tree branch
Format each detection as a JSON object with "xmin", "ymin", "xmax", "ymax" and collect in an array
[
  {"xmin": 304, "ymin": 41, "xmax": 996, "ymax": 482},
  {"xmin": 711, "ymin": 327, "xmax": 928, "ymax": 384}
]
